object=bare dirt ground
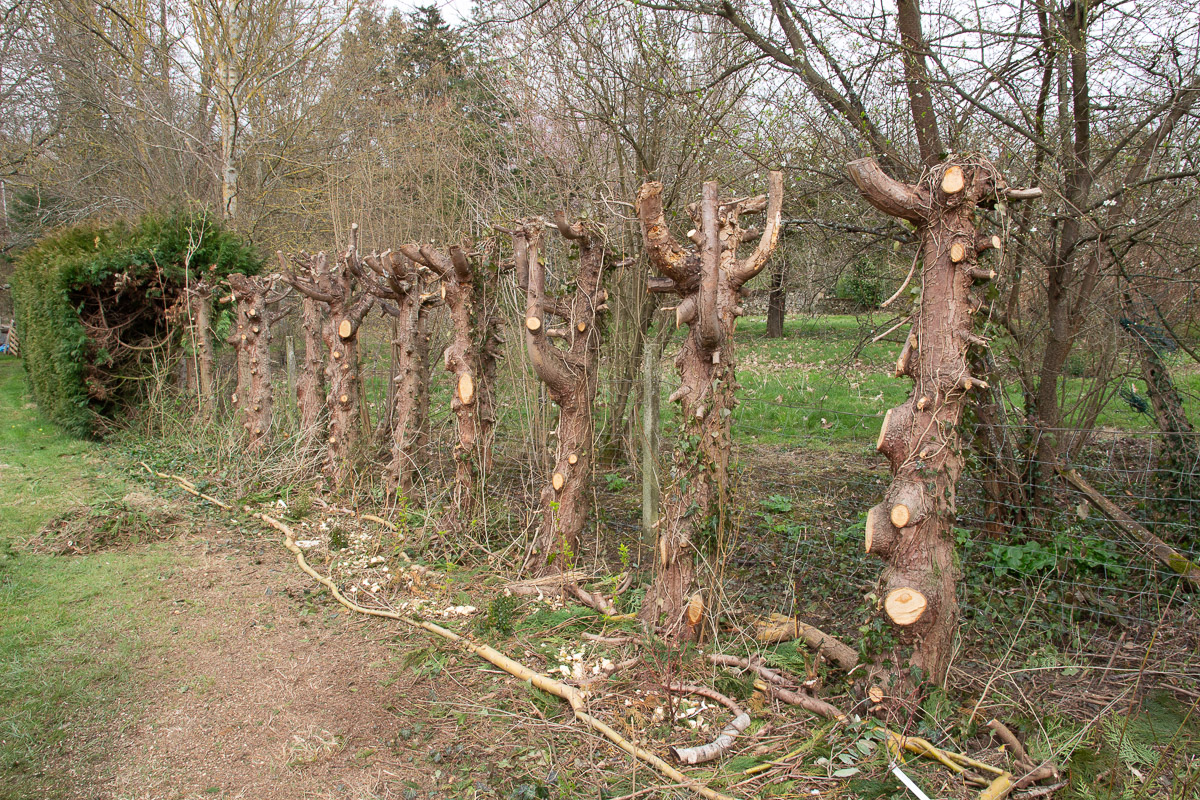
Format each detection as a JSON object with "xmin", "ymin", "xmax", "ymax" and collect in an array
[{"xmin": 78, "ymin": 534, "xmax": 441, "ymax": 800}]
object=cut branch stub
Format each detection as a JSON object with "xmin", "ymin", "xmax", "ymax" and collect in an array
[
  {"xmin": 338, "ymin": 319, "xmax": 352, "ymax": 339},
  {"xmin": 865, "ymin": 504, "xmax": 899, "ymax": 558},
  {"xmin": 884, "ymin": 588, "xmax": 928, "ymax": 626},
  {"xmin": 458, "ymin": 373, "xmax": 475, "ymax": 406},
  {"xmin": 941, "ymin": 165, "xmax": 965, "ymax": 195},
  {"xmin": 888, "ymin": 481, "xmax": 929, "ymax": 528}
]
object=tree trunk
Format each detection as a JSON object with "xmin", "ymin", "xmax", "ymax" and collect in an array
[
  {"xmin": 192, "ymin": 280, "xmax": 215, "ymax": 416},
  {"xmin": 1121, "ymin": 304, "xmax": 1199, "ymax": 496},
  {"xmin": 363, "ymin": 252, "xmax": 436, "ymax": 499},
  {"xmin": 766, "ymin": 259, "xmax": 786, "ymax": 338},
  {"xmin": 641, "ymin": 311, "xmax": 672, "ymax": 546},
  {"xmin": 226, "ymin": 274, "xmax": 274, "ymax": 454},
  {"xmin": 636, "ymin": 173, "xmax": 783, "ymax": 641},
  {"xmin": 283, "ymin": 230, "xmax": 376, "ymax": 489},
  {"xmin": 396, "ymin": 243, "xmax": 499, "ymax": 525},
  {"xmin": 297, "ymin": 293, "xmax": 325, "ymax": 442},
  {"xmin": 514, "ymin": 215, "xmax": 609, "ymax": 578},
  {"xmin": 323, "ymin": 309, "xmax": 364, "ymax": 487},
  {"xmin": 848, "ymin": 156, "xmax": 1038, "ymax": 690}
]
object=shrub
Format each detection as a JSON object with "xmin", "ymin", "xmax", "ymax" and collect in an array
[
  {"xmin": 11, "ymin": 212, "xmax": 261, "ymax": 438},
  {"xmin": 835, "ymin": 257, "xmax": 888, "ymax": 309}
]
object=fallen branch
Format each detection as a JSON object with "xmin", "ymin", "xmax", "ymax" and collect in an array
[
  {"xmin": 753, "ymin": 614, "xmax": 860, "ymax": 671},
  {"xmin": 567, "ymin": 582, "xmax": 636, "ymax": 620},
  {"xmin": 504, "ymin": 570, "xmax": 590, "ymax": 595},
  {"xmin": 1058, "ymin": 467, "xmax": 1200, "ymax": 588},
  {"xmin": 666, "ymin": 683, "xmax": 752, "ymax": 765},
  {"xmin": 140, "ymin": 462, "xmax": 232, "ymax": 510},
  {"xmin": 137, "ymin": 468, "xmax": 740, "ymax": 800},
  {"xmin": 262, "ymin": 512, "xmax": 740, "ymax": 800},
  {"xmin": 708, "ymin": 653, "xmax": 813, "ymax": 691},
  {"xmin": 987, "ymin": 719, "xmax": 1059, "ymax": 788},
  {"xmin": 313, "ymin": 497, "xmax": 399, "ymax": 531},
  {"xmin": 753, "ymin": 679, "xmax": 846, "ymax": 721}
]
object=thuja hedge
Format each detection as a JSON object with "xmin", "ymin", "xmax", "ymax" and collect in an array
[{"xmin": 11, "ymin": 213, "xmax": 262, "ymax": 438}]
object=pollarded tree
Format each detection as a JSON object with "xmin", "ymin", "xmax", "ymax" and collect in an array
[
  {"xmin": 397, "ymin": 241, "xmax": 502, "ymax": 523},
  {"xmin": 636, "ymin": 172, "xmax": 783, "ymax": 641},
  {"xmin": 283, "ymin": 225, "xmax": 376, "ymax": 487},
  {"xmin": 225, "ymin": 272, "xmax": 290, "ymax": 453},
  {"xmin": 360, "ymin": 250, "xmax": 440, "ymax": 497},
  {"xmin": 513, "ymin": 213, "xmax": 610, "ymax": 579},
  {"xmin": 184, "ymin": 277, "xmax": 217, "ymax": 416},
  {"xmin": 850, "ymin": 156, "xmax": 1040, "ymax": 690}
]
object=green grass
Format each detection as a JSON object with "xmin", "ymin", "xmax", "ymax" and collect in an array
[{"xmin": 0, "ymin": 356, "xmax": 174, "ymax": 798}]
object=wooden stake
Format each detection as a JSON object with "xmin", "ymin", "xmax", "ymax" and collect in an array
[{"xmin": 884, "ymin": 588, "xmax": 927, "ymax": 626}]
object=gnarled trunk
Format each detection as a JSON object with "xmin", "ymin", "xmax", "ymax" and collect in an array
[
  {"xmin": 226, "ymin": 274, "xmax": 282, "ymax": 454},
  {"xmin": 849, "ymin": 157, "xmax": 1039, "ymax": 689},
  {"xmin": 283, "ymin": 226, "xmax": 376, "ymax": 489},
  {"xmin": 297, "ymin": 293, "xmax": 325, "ymax": 442},
  {"xmin": 636, "ymin": 173, "xmax": 783, "ymax": 641},
  {"xmin": 189, "ymin": 279, "xmax": 216, "ymax": 416},
  {"xmin": 361, "ymin": 251, "xmax": 437, "ymax": 499},
  {"xmin": 514, "ymin": 214, "xmax": 609, "ymax": 578},
  {"xmin": 398, "ymin": 242, "xmax": 500, "ymax": 525}
]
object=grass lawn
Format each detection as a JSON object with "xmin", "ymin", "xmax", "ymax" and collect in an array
[{"xmin": 0, "ymin": 356, "xmax": 174, "ymax": 799}]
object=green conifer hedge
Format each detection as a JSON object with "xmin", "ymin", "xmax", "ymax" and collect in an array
[{"xmin": 11, "ymin": 213, "xmax": 261, "ymax": 437}]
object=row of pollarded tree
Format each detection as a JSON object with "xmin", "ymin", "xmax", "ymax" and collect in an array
[{"xmin": 189, "ymin": 154, "xmax": 1039, "ymax": 699}]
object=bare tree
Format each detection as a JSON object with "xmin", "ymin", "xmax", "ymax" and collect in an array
[
  {"xmin": 513, "ymin": 213, "xmax": 611, "ymax": 578},
  {"xmin": 398, "ymin": 241, "xmax": 502, "ymax": 523},
  {"xmin": 361, "ymin": 251, "xmax": 440, "ymax": 498},
  {"xmin": 225, "ymin": 272, "xmax": 289, "ymax": 453},
  {"xmin": 852, "ymin": 156, "xmax": 1039, "ymax": 690},
  {"xmin": 636, "ymin": 171, "xmax": 782, "ymax": 641},
  {"xmin": 284, "ymin": 226, "xmax": 377, "ymax": 487}
]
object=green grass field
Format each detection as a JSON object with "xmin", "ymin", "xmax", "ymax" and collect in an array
[{"xmin": 0, "ymin": 356, "xmax": 175, "ymax": 799}]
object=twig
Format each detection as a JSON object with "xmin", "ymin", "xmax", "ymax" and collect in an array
[
  {"xmin": 140, "ymin": 462, "xmax": 232, "ymax": 510},
  {"xmin": 666, "ymin": 683, "xmax": 752, "ymax": 765},
  {"xmin": 880, "ymin": 250, "xmax": 919, "ymax": 308}
]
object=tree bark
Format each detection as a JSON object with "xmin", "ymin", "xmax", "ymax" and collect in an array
[
  {"xmin": 849, "ymin": 156, "xmax": 1038, "ymax": 690},
  {"xmin": 362, "ymin": 251, "xmax": 436, "ymax": 498},
  {"xmin": 297, "ymin": 292, "xmax": 326, "ymax": 443},
  {"xmin": 190, "ymin": 278, "xmax": 216, "ymax": 416},
  {"xmin": 514, "ymin": 214, "xmax": 609, "ymax": 578},
  {"xmin": 766, "ymin": 258, "xmax": 786, "ymax": 338},
  {"xmin": 398, "ymin": 242, "xmax": 500, "ymax": 525},
  {"xmin": 636, "ymin": 172, "xmax": 783, "ymax": 641},
  {"xmin": 283, "ymin": 227, "xmax": 376, "ymax": 488},
  {"xmin": 226, "ymin": 274, "xmax": 277, "ymax": 454}
]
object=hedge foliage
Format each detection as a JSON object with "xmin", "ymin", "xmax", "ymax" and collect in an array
[{"xmin": 11, "ymin": 213, "xmax": 262, "ymax": 438}]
